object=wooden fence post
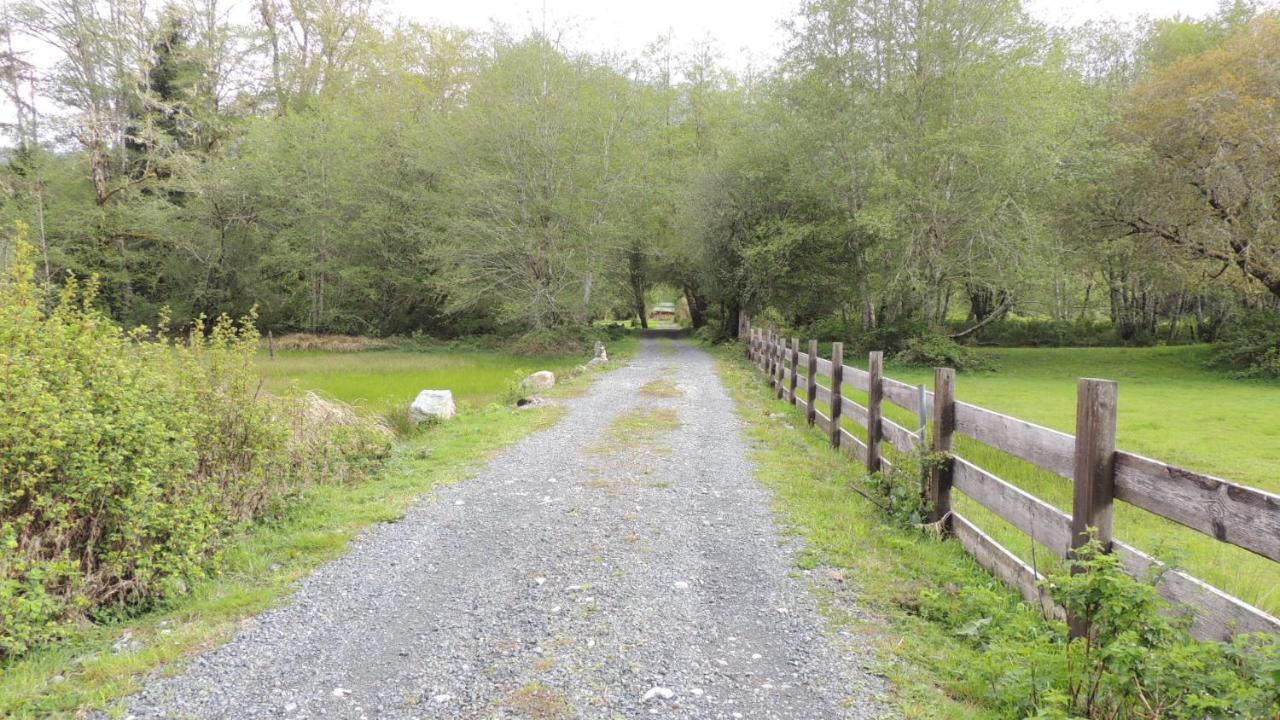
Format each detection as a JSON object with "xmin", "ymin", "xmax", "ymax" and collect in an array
[
  {"xmin": 766, "ymin": 331, "xmax": 776, "ymax": 386},
  {"xmin": 927, "ymin": 368, "xmax": 956, "ymax": 526},
  {"xmin": 776, "ymin": 335, "xmax": 787, "ymax": 399},
  {"xmin": 769, "ymin": 332, "xmax": 779, "ymax": 395},
  {"xmin": 867, "ymin": 351, "xmax": 884, "ymax": 474},
  {"xmin": 268, "ymin": 330, "xmax": 275, "ymax": 359},
  {"xmin": 806, "ymin": 339, "xmax": 818, "ymax": 426},
  {"xmin": 1071, "ymin": 378, "xmax": 1119, "ymax": 552},
  {"xmin": 829, "ymin": 342, "xmax": 844, "ymax": 448},
  {"xmin": 744, "ymin": 320, "xmax": 752, "ymax": 359},
  {"xmin": 1069, "ymin": 378, "xmax": 1119, "ymax": 639},
  {"xmin": 788, "ymin": 338, "xmax": 799, "ymax": 404}
]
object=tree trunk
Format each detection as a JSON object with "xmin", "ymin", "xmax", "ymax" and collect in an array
[{"xmin": 683, "ymin": 285, "xmax": 706, "ymax": 329}]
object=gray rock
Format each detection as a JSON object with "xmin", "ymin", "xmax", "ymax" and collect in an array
[
  {"xmin": 408, "ymin": 390, "xmax": 455, "ymax": 423},
  {"xmin": 521, "ymin": 370, "xmax": 556, "ymax": 391},
  {"xmin": 593, "ymin": 341, "xmax": 608, "ymax": 361},
  {"xmin": 112, "ymin": 633, "xmax": 142, "ymax": 655}
]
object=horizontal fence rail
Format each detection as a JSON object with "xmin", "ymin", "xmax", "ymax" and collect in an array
[{"xmin": 744, "ymin": 324, "xmax": 1280, "ymax": 642}]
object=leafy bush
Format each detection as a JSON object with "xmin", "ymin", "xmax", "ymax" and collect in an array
[
  {"xmin": 694, "ymin": 325, "xmax": 731, "ymax": 345},
  {"xmin": 947, "ymin": 317, "xmax": 1129, "ymax": 347},
  {"xmin": 800, "ymin": 315, "xmax": 855, "ymax": 342},
  {"xmin": 894, "ymin": 330, "xmax": 998, "ymax": 372},
  {"xmin": 501, "ymin": 368, "xmax": 534, "ymax": 406},
  {"xmin": 269, "ymin": 333, "xmax": 394, "ymax": 352},
  {"xmin": 1210, "ymin": 310, "xmax": 1280, "ymax": 379},
  {"xmin": 508, "ymin": 325, "xmax": 620, "ymax": 357},
  {"xmin": 918, "ymin": 538, "xmax": 1280, "ymax": 718},
  {"xmin": 601, "ymin": 322, "xmax": 628, "ymax": 341},
  {"xmin": 0, "ymin": 230, "xmax": 390, "ymax": 660}
]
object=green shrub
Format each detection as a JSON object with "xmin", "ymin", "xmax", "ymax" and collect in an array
[
  {"xmin": 601, "ymin": 322, "xmax": 628, "ymax": 341},
  {"xmin": 947, "ymin": 317, "xmax": 1126, "ymax": 347},
  {"xmin": 894, "ymin": 330, "xmax": 998, "ymax": 372},
  {"xmin": 799, "ymin": 315, "xmax": 855, "ymax": 342},
  {"xmin": 508, "ymin": 325, "xmax": 623, "ymax": 357},
  {"xmin": 501, "ymin": 368, "xmax": 533, "ymax": 406},
  {"xmin": 509, "ymin": 326, "xmax": 592, "ymax": 356},
  {"xmin": 0, "ymin": 229, "xmax": 390, "ymax": 660},
  {"xmin": 919, "ymin": 536, "xmax": 1280, "ymax": 718},
  {"xmin": 1210, "ymin": 311, "xmax": 1280, "ymax": 379}
]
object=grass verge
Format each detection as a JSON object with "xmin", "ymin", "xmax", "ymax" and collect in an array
[
  {"xmin": 0, "ymin": 346, "xmax": 633, "ymax": 719},
  {"xmin": 710, "ymin": 342, "xmax": 1034, "ymax": 719},
  {"xmin": 717, "ymin": 340, "xmax": 1280, "ymax": 717}
]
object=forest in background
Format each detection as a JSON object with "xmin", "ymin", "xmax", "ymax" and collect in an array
[{"xmin": 0, "ymin": 0, "xmax": 1278, "ymax": 373}]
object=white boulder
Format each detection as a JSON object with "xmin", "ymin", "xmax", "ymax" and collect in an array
[
  {"xmin": 593, "ymin": 341, "xmax": 608, "ymax": 361},
  {"xmin": 409, "ymin": 390, "xmax": 455, "ymax": 423},
  {"xmin": 522, "ymin": 371, "xmax": 556, "ymax": 391}
]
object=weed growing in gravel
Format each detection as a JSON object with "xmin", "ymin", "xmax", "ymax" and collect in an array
[
  {"xmin": 505, "ymin": 681, "xmax": 572, "ymax": 719},
  {"xmin": 639, "ymin": 379, "xmax": 682, "ymax": 397},
  {"xmin": 588, "ymin": 407, "xmax": 679, "ymax": 454}
]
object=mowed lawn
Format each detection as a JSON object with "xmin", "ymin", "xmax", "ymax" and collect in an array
[
  {"xmin": 823, "ymin": 345, "xmax": 1280, "ymax": 616},
  {"xmin": 256, "ymin": 348, "xmax": 590, "ymax": 414}
]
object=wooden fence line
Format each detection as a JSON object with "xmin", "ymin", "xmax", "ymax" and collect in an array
[{"xmin": 743, "ymin": 324, "xmax": 1280, "ymax": 642}]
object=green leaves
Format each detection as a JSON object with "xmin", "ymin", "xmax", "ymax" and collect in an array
[
  {"xmin": 917, "ymin": 533, "xmax": 1280, "ymax": 718},
  {"xmin": 0, "ymin": 227, "xmax": 389, "ymax": 661}
]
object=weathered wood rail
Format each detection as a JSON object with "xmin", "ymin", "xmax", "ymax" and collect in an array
[{"xmin": 745, "ymin": 326, "xmax": 1280, "ymax": 641}]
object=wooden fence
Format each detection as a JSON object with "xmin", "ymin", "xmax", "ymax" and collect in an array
[{"xmin": 745, "ymin": 326, "xmax": 1280, "ymax": 641}]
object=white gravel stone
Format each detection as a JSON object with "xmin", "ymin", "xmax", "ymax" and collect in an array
[{"xmin": 642, "ymin": 686, "xmax": 675, "ymax": 702}]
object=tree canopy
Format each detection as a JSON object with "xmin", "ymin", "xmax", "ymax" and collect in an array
[{"xmin": 1, "ymin": 0, "xmax": 1277, "ymax": 346}]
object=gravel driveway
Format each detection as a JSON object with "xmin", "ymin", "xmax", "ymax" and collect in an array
[{"xmin": 118, "ymin": 333, "xmax": 890, "ymax": 719}]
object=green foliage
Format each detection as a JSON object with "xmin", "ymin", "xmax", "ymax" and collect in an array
[
  {"xmin": 1210, "ymin": 310, "xmax": 1280, "ymax": 379},
  {"xmin": 865, "ymin": 468, "xmax": 927, "ymax": 528},
  {"xmin": 917, "ymin": 537, "xmax": 1280, "ymax": 719},
  {"xmin": 508, "ymin": 325, "xmax": 620, "ymax": 357},
  {"xmin": 0, "ymin": 386, "xmax": 569, "ymax": 717},
  {"xmin": 0, "ymin": 229, "xmax": 389, "ymax": 660},
  {"xmin": 894, "ymin": 331, "xmax": 998, "ymax": 373},
  {"xmin": 501, "ymin": 368, "xmax": 533, "ymax": 407},
  {"xmin": 951, "ymin": 318, "xmax": 1133, "ymax": 348}
]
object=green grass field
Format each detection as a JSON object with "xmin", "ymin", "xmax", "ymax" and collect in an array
[
  {"xmin": 256, "ymin": 343, "xmax": 630, "ymax": 415},
  {"xmin": 802, "ymin": 344, "xmax": 1280, "ymax": 616}
]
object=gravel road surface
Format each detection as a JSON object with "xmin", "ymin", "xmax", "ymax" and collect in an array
[{"xmin": 118, "ymin": 333, "xmax": 889, "ymax": 719}]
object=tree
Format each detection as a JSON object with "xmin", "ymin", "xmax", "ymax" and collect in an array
[
  {"xmin": 433, "ymin": 37, "xmax": 643, "ymax": 329},
  {"xmin": 1119, "ymin": 15, "xmax": 1280, "ymax": 302}
]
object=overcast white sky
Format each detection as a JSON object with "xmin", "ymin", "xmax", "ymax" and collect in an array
[
  {"xmin": 392, "ymin": 0, "xmax": 1224, "ymax": 67},
  {"xmin": 0, "ymin": 0, "xmax": 1226, "ymax": 133}
]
